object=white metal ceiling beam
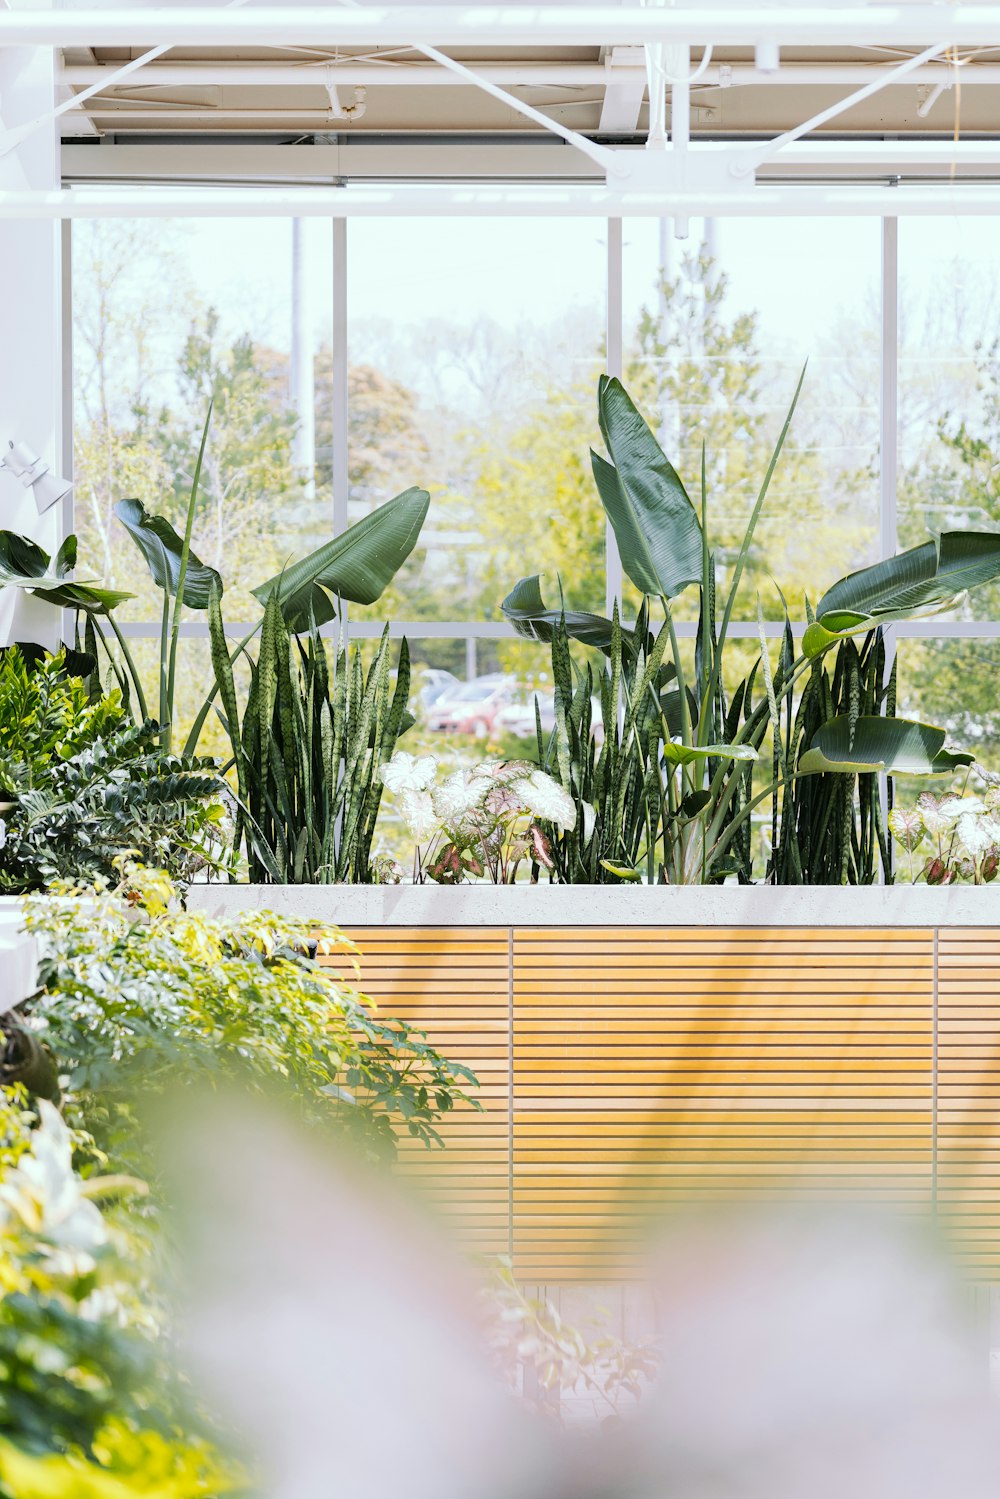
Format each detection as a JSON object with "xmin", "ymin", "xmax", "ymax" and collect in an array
[
  {"xmin": 57, "ymin": 61, "xmax": 1000, "ymax": 90},
  {"xmin": 7, "ymin": 7, "xmax": 1000, "ymax": 49},
  {"xmin": 11, "ymin": 183, "xmax": 1000, "ymax": 216},
  {"xmin": 58, "ymin": 140, "xmax": 1000, "ymax": 188}
]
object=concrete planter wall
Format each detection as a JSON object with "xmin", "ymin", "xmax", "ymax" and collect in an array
[{"xmin": 189, "ymin": 884, "xmax": 1000, "ymax": 1283}]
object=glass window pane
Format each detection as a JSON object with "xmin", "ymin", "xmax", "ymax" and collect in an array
[
  {"xmin": 347, "ymin": 218, "xmax": 608, "ymax": 623},
  {"xmin": 621, "ymin": 217, "xmax": 881, "ymax": 620},
  {"xmin": 72, "ymin": 217, "xmax": 333, "ymax": 626},
  {"xmin": 896, "ymin": 636, "xmax": 1000, "ymax": 766},
  {"xmin": 898, "ymin": 220, "xmax": 1000, "ymax": 620}
]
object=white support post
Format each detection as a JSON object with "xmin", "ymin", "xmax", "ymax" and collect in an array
[
  {"xmin": 605, "ymin": 217, "xmax": 624, "ymax": 618},
  {"xmin": 880, "ymin": 214, "xmax": 900, "ymax": 879},
  {"xmin": 332, "ymin": 217, "xmax": 350, "ymax": 649},
  {"xmin": 291, "ymin": 219, "xmax": 317, "ymax": 501},
  {"xmin": 0, "ymin": 7, "xmax": 63, "ymax": 651}
]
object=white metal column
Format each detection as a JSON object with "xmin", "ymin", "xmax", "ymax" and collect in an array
[
  {"xmin": 0, "ymin": 10, "xmax": 63, "ymax": 649},
  {"xmin": 332, "ymin": 216, "xmax": 350, "ymax": 649},
  {"xmin": 880, "ymin": 214, "xmax": 900, "ymax": 877},
  {"xmin": 605, "ymin": 217, "xmax": 624, "ymax": 616}
]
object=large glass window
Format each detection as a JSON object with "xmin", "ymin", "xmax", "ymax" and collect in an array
[
  {"xmin": 346, "ymin": 217, "xmax": 608, "ymax": 623},
  {"xmin": 69, "ymin": 208, "xmax": 1000, "ymax": 795},
  {"xmin": 621, "ymin": 216, "xmax": 881, "ymax": 622}
]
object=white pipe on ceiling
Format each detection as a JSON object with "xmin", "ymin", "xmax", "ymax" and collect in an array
[
  {"xmin": 8, "ymin": 6, "xmax": 1000, "ymax": 50},
  {"xmin": 8, "ymin": 183, "xmax": 1000, "ymax": 216},
  {"xmin": 57, "ymin": 62, "xmax": 1000, "ymax": 90}
]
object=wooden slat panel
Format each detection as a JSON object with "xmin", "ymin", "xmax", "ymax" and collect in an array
[
  {"xmin": 512, "ymin": 926, "xmax": 934, "ymax": 1281},
  {"xmin": 936, "ymin": 931, "xmax": 1000, "ymax": 1276},
  {"xmin": 331, "ymin": 927, "xmax": 510, "ymax": 1255}
]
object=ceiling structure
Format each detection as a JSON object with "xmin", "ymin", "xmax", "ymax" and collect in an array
[
  {"xmin": 55, "ymin": 44, "xmax": 1000, "ymax": 142},
  {"xmin": 4, "ymin": 5, "xmax": 1000, "ymax": 215}
]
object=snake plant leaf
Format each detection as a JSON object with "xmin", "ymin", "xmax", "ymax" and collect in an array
[
  {"xmin": 592, "ymin": 375, "xmax": 703, "ymax": 600},
  {"xmin": 501, "ymin": 575, "xmax": 632, "ymax": 653},
  {"xmin": 0, "ymin": 529, "xmax": 133, "ymax": 612},
  {"xmin": 252, "ymin": 486, "xmax": 430, "ymax": 630},
  {"xmin": 115, "ymin": 498, "xmax": 222, "ymax": 609},
  {"xmin": 662, "ymin": 741, "xmax": 758, "ymax": 767},
  {"xmin": 803, "ymin": 531, "xmax": 1000, "ymax": 657},
  {"xmin": 798, "ymin": 715, "xmax": 974, "ymax": 775}
]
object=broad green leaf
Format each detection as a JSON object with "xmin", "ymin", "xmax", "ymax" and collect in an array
[
  {"xmin": 662, "ymin": 741, "xmax": 758, "ymax": 767},
  {"xmin": 0, "ymin": 530, "xmax": 133, "ymax": 612},
  {"xmin": 798, "ymin": 715, "xmax": 974, "ymax": 775},
  {"xmin": 115, "ymin": 498, "xmax": 222, "ymax": 609},
  {"xmin": 501, "ymin": 575, "xmax": 631, "ymax": 653},
  {"xmin": 804, "ymin": 531, "xmax": 1000, "ymax": 657},
  {"xmin": 593, "ymin": 375, "xmax": 702, "ymax": 599},
  {"xmin": 252, "ymin": 486, "xmax": 430, "ymax": 629},
  {"xmin": 599, "ymin": 860, "xmax": 643, "ymax": 881}
]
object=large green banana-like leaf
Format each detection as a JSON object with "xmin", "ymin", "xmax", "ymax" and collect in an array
[
  {"xmin": 0, "ymin": 529, "xmax": 132, "ymax": 612},
  {"xmin": 252, "ymin": 486, "xmax": 430, "ymax": 629},
  {"xmin": 115, "ymin": 498, "xmax": 222, "ymax": 609},
  {"xmin": 803, "ymin": 531, "xmax": 1000, "ymax": 657},
  {"xmin": 501, "ymin": 575, "xmax": 630, "ymax": 653},
  {"xmin": 798, "ymin": 715, "xmax": 974, "ymax": 775},
  {"xmin": 592, "ymin": 375, "xmax": 703, "ymax": 600}
]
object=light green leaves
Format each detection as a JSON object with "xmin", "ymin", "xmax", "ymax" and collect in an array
[
  {"xmin": 798, "ymin": 715, "xmax": 974, "ymax": 776},
  {"xmin": 592, "ymin": 376, "xmax": 703, "ymax": 600},
  {"xmin": 252, "ymin": 486, "xmax": 430, "ymax": 630},
  {"xmin": 662, "ymin": 741, "xmax": 758, "ymax": 768},
  {"xmin": 803, "ymin": 532, "xmax": 1000, "ymax": 657}
]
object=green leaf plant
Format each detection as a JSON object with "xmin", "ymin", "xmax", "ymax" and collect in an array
[
  {"xmin": 505, "ymin": 375, "xmax": 1000, "ymax": 884},
  {"xmin": 0, "ymin": 409, "xmax": 430, "ymax": 766},
  {"xmin": 211, "ymin": 595, "xmax": 413, "ymax": 883}
]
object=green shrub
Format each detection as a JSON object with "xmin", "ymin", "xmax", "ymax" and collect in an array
[
  {"xmin": 23, "ymin": 865, "xmax": 480, "ymax": 1165},
  {"xmin": 0, "ymin": 649, "xmax": 229, "ymax": 893}
]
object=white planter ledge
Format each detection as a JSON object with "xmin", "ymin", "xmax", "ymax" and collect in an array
[
  {"xmin": 186, "ymin": 882, "xmax": 1000, "ymax": 927},
  {"xmin": 0, "ymin": 899, "xmax": 38, "ymax": 1009}
]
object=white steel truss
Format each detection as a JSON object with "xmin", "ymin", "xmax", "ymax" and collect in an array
[{"xmin": 3, "ymin": 7, "xmax": 1000, "ymax": 49}]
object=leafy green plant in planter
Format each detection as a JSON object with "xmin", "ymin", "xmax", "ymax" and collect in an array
[
  {"xmin": 889, "ymin": 774, "xmax": 1000, "ymax": 884},
  {"xmin": 0, "ymin": 647, "xmax": 229, "ymax": 893},
  {"xmin": 23, "ymin": 863, "xmax": 480, "ymax": 1166},
  {"xmin": 211, "ymin": 597, "xmax": 413, "ymax": 883},
  {"xmin": 0, "ymin": 410, "xmax": 431, "ymax": 764},
  {"xmin": 505, "ymin": 375, "xmax": 1000, "ymax": 884},
  {"xmin": 767, "ymin": 626, "xmax": 896, "ymax": 884}
]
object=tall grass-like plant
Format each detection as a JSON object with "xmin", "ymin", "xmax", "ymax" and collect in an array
[
  {"xmin": 211, "ymin": 593, "xmax": 411, "ymax": 883},
  {"xmin": 768, "ymin": 627, "xmax": 894, "ymax": 884},
  {"xmin": 535, "ymin": 605, "xmax": 661, "ymax": 883},
  {"xmin": 506, "ymin": 375, "xmax": 1000, "ymax": 884}
]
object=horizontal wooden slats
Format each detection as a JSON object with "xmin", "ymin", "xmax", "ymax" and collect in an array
[
  {"xmin": 313, "ymin": 923, "xmax": 1000, "ymax": 1284},
  {"xmin": 336, "ymin": 927, "xmax": 511, "ymax": 1256},
  {"xmin": 511, "ymin": 927, "xmax": 935, "ymax": 1280},
  {"xmin": 936, "ymin": 930, "xmax": 1000, "ymax": 1274}
]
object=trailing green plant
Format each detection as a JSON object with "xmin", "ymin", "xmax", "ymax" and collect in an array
[
  {"xmin": 211, "ymin": 597, "xmax": 413, "ymax": 883},
  {"xmin": 505, "ymin": 375, "xmax": 999, "ymax": 884},
  {"xmin": 0, "ymin": 647, "xmax": 229, "ymax": 893},
  {"xmin": 22, "ymin": 863, "xmax": 480, "ymax": 1163}
]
